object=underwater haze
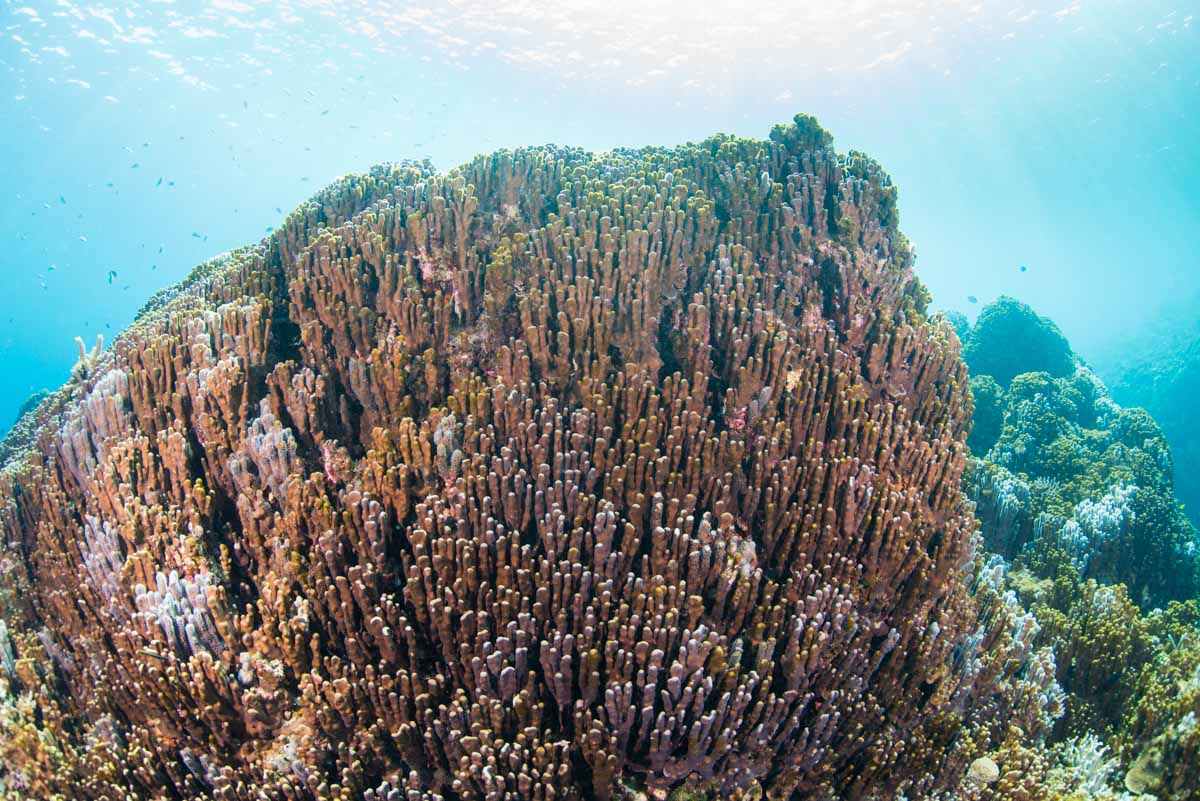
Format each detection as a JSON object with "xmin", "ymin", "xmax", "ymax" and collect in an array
[
  {"xmin": 1, "ymin": 0, "xmax": 1198, "ymax": 434},
  {"xmin": 5, "ymin": 3, "xmax": 1200, "ymax": 800}
]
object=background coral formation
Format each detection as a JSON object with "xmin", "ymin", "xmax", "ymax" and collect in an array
[
  {"xmin": 960, "ymin": 298, "xmax": 1200, "ymax": 801},
  {"xmin": 0, "ymin": 117, "xmax": 1058, "ymax": 800},
  {"xmin": 1096, "ymin": 298, "xmax": 1200, "ymax": 530},
  {"xmin": 962, "ymin": 301, "xmax": 1200, "ymax": 610},
  {"xmin": 961, "ymin": 297, "xmax": 1074, "ymax": 389}
]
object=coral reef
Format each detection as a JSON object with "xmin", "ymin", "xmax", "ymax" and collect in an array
[
  {"xmin": 1016, "ymin": 585, "xmax": 1200, "ymax": 801},
  {"xmin": 961, "ymin": 306, "xmax": 1200, "ymax": 609},
  {"xmin": 961, "ymin": 297, "xmax": 1200, "ymax": 801},
  {"xmin": 0, "ymin": 117, "xmax": 1057, "ymax": 800},
  {"xmin": 1038, "ymin": 581, "xmax": 1154, "ymax": 739},
  {"xmin": 966, "ymin": 376, "xmax": 1003, "ymax": 457},
  {"xmin": 14, "ymin": 390, "xmax": 49, "ymax": 421},
  {"xmin": 0, "ymin": 387, "xmax": 66, "ymax": 468},
  {"xmin": 1095, "ymin": 291, "xmax": 1200, "ymax": 529},
  {"xmin": 940, "ymin": 311, "xmax": 971, "ymax": 345},
  {"xmin": 1121, "ymin": 615, "xmax": 1200, "ymax": 800},
  {"xmin": 961, "ymin": 296, "xmax": 1075, "ymax": 388}
]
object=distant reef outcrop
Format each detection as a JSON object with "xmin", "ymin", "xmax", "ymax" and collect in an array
[{"xmin": 960, "ymin": 296, "xmax": 1200, "ymax": 800}]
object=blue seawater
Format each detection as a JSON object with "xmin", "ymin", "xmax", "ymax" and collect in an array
[
  {"xmin": 2, "ymin": 4, "xmax": 1200, "ymax": 798},
  {"xmin": 0, "ymin": 0, "xmax": 1196, "ymax": 435}
]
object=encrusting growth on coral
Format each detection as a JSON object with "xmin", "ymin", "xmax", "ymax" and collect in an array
[{"xmin": 0, "ymin": 116, "xmax": 1057, "ymax": 800}]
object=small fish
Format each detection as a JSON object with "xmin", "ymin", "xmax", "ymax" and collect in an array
[
  {"xmin": 79, "ymin": 235, "xmax": 88, "ymax": 242},
  {"xmin": 131, "ymin": 162, "xmax": 139, "ymax": 168},
  {"xmin": 274, "ymin": 207, "xmax": 282, "ymax": 214},
  {"xmin": 265, "ymin": 226, "xmax": 273, "ymax": 232},
  {"xmin": 168, "ymin": 181, "xmax": 175, "ymax": 186},
  {"xmin": 320, "ymin": 109, "xmax": 330, "ymax": 116},
  {"xmin": 1019, "ymin": 264, "xmax": 1027, "ymax": 273},
  {"xmin": 243, "ymin": 100, "xmax": 248, "ymax": 110},
  {"xmin": 158, "ymin": 245, "xmax": 164, "ymax": 253},
  {"xmin": 967, "ymin": 295, "xmax": 978, "ymax": 304},
  {"xmin": 191, "ymin": 232, "xmax": 202, "ymax": 238},
  {"xmin": 156, "ymin": 177, "xmax": 163, "ymax": 187},
  {"xmin": 59, "ymin": 195, "xmax": 66, "ymax": 204},
  {"xmin": 106, "ymin": 270, "xmax": 117, "ymax": 284}
]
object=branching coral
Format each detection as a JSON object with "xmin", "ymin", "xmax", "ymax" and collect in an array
[
  {"xmin": 70, "ymin": 334, "xmax": 104, "ymax": 382},
  {"xmin": 1122, "ymin": 630, "xmax": 1200, "ymax": 799},
  {"xmin": 1041, "ymin": 582, "xmax": 1155, "ymax": 739},
  {"xmin": 0, "ymin": 116, "xmax": 1062, "ymax": 800}
]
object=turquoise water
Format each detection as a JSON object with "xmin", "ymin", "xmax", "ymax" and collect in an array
[
  {"xmin": 1, "ymin": 0, "xmax": 1197, "ymax": 435},
  {"xmin": 4, "ymin": 5, "xmax": 1200, "ymax": 796}
]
